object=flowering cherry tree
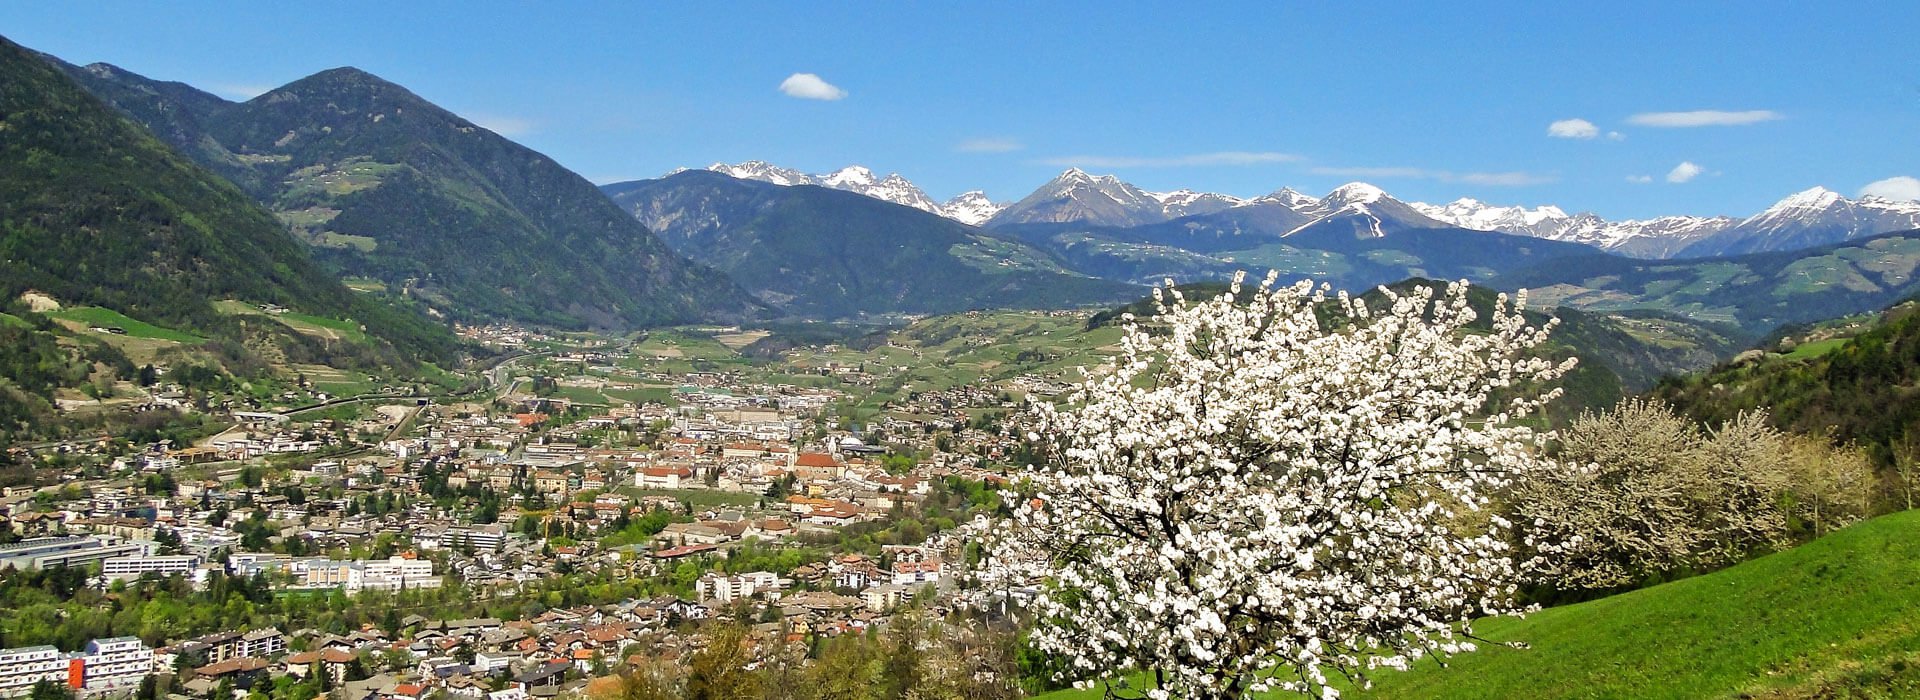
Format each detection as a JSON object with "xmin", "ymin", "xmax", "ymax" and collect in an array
[{"xmin": 975, "ymin": 273, "xmax": 1572, "ymax": 699}]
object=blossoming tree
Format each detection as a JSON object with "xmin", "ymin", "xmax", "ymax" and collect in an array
[{"xmin": 975, "ymin": 273, "xmax": 1572, "ymax": 699}]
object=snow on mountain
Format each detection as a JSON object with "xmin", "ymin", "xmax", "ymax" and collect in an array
[
  {"xmin": 1415, "ymin": 187, "xmax": 1920, "ymax": 259},
  {"xmin": 1154, "ymin": 189, "xmax": 1248, "ymax": 219},
  {"xmin": 1681, "ymin": 186, "xmax": 1920, "ymax": 257},
  {"xmin": 701, "ymin": 161, "xmax": 1920, "ymax": 259},
  {"xmin": 1412, "ymin": 198, "xmax": 1569, "ymax": 233},
  {"xmin": 1250, "ymin": 187, "xmax": 1321, "ymax": 212},
  {"xmin": 705, "ymin": 161, "xmax": 946, "ymax": 216},
  {"xmin": 987, "ymin": 168, "xmax": 1174, "ymax": 228},
  {"xmin": 709, "ymin": 160, "xmax": 814, "ymax": 187},
  {"xmin": 1414, "ymin": 196, "xmax": 1732, "ymax": 258},
  {"xmin": 940, "ymin": 191, "xmax": 1004, "ymax": 226},
  {"xmin": 1283, "ymin": 182, "xmax": 1448, "ymax": 238}
]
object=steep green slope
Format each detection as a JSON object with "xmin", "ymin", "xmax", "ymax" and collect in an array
[
  {"xmin": 600, "ymin": 171, "xmax": 1141, "ymax": 318},
  {"xmin": 1496, "ymin": 230, "xmax": 1920, "ymax": 332},
  {"xmin": 0, "ymin": 35, "xmax": 452, "ymax": 365},
  {"xmin": 1355, "ymin": 509, "xmax": 1920, "ymax": 699},
  {"xmin": 51, "ymin": 57, "xmax": 755, "ymax": 329},
  {"xmin": 1039, "ymin": 510, "xmax": 1920, "ymax": 699},
  {"xmin": 1656, "ymin": 299, "xmax": 1920, "ymax": 469}
]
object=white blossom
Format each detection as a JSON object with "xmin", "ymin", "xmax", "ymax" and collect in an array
[{"xmin": 968, "ymin": 274, "xmax": 1572, "ymax": 699}]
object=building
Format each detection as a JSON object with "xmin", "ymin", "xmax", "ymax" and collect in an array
[
  {"xmin": 100, "ymin": 555, "xmax": 201, "ymax": 582},
  {"xmin": 891, "ymin": 560, "xmax": 944, "ymax": 586},
  {"xmin": 694, "ymin": 572, "xmax": 788, "ymax": 604},
  {"xmin": 77, "ymin": 637, "xmax": 151, "ymax": 693},
  {"xmin": 362, "ymin": 556, "xmax": 441, "ymax": 591},
  {"xmin": 0, "ymin": 536, "xmax": 153, "ymax": 571},
  {"xmin": 0, "ymin": 646, "xmax": 67, "ymax": 698},
  {"xmin": 440, "ymin": 526, "xmax": 506, "ymax": 552},
  {"xmin": 238, "ymin": 630, "xmax": 286, "ymax": 660},
  {"xmin": 287, "ymin": 556, "xmax": 439, "ymax": 592},
  {"xmin": 634, "ymin": 466, "xmax": 692, "ymax": 490}
]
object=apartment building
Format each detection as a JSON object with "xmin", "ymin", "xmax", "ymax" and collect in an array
[{"xmin": 0, "ymin": 646, "xmax": 67, "ymax": 698}]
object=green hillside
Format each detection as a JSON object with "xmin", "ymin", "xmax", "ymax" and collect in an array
[
  {"xmin": 50, "ymin": 57, "xmax": 757, "ymax": 329},
  {"xmin": 0, "ymin": 34, "xmax": 455, "ymax": 366},
  {"xmin": 1038, "ymin": 509, "xmax": 1920, "ymax": 699},
  {"xmin": 1656, "ymin": 299, "xmax": 1920, "ymax": 471},
  {"xmin": 1496, "ymin": 231, "xmax": 1920, "ymax": 332}
]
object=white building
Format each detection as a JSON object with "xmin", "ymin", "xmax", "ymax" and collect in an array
[
  {"xmin": 0, "ymin": 646, "xmax": 67, "ymax": 698},
  {"xmin": 0, "ymin": 536, "xmax": 152, "ymax": 570},
  {"xmin": 891, "ymin": 560, "xmax": 943, "ymax": 586},
  {"xmin": 694, "ymin": 571, "xmax": 788, "ymax": 604},
  {"xmin": 78, "ymin": 637, "xmax": 150, "ymax": 693},
  {"xmin": 100, "ymin": 555, "xmax": 200, "ymax": 582},
  {"xmin": 361, "ymin": 556, "xmax": 441, "ymax": 591}
]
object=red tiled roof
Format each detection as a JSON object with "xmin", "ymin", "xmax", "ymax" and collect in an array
[{"xmin": 794, "ymin": 452, "xmax": 839, "ymax": 468}]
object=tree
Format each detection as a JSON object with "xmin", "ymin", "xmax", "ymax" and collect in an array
[
  {"xmin": 686, "ymin": 624, "xmax": 760, "ymax": 700},
  {"xmin": 973, "ymin": 276, "xmax": 1572, "ymax": 699},
  {"xmin": 28, "ymin": 680, "xmax": 73, "ymax": 700},
  {"xmin": 1516, "ymin": 399, "xmax": 1865, "ymax": 591}
]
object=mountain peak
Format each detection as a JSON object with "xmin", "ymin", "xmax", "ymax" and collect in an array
[
  {"xmin": 940, "ymin": 191, "xmax": 1004, "ymax": 226},
  {"xmin": 1326, "ymin": 182, "xmax": 1388, "ymax": 204},
  {"xmin": 1771, "ymin": 186, "xmax": 1844, "ymax": 210},
  {"xmin": 823, "ymin": 165, "xmax": 878, "ymax": 188},
  {"xmin": 701, "ymin": 161, "xmax": 948, "ymax": 217}
]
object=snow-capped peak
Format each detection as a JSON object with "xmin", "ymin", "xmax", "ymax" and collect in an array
[
  {"xmin": 708, "ymin": 160, "xmax": 813, "ymax": 186},
  {"xmin": 1324, "ymin": 182, "xmax": 1388, "ymax": 206},
  {"xmin": 822, "ymin": 166, "xmax": 877, "ymax": 188},
  {"xmin": 1767, "ymin": 186, "xmax": 1844, "ymax": 212},
  {"xmin": 1253, "ymin": 187, "xmax": 1321, "ymax": 212},
  {"xmin": 1412, "ymin": 197, "xmax": 1571, "ymax": 229},
  {"xmin": 940, "ymin": 191, "xmax": 1004, "ymax": 226}
]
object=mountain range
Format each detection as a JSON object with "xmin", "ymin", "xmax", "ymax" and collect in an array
[
  {"xmin": 20, "ymin": 30, "xmax": 1920, "ymax": 338},
  {"xmin": 53, "ymin": 56, "xmax": 757, "ymax": 330},
  {"xmin": 609, "ymin": 168, "xmax": 1599, "ymax": 311},
  {"xmin": 705, "ymin": 161, "xmax": 1002, "ymax": 225},
  {"xmin": 600, "ymin": 171, "xmax": 1139, "ymax": 317},
  {"xmin": 695, "ymin": 161, "xmax": 1920, "ymax": 261}
]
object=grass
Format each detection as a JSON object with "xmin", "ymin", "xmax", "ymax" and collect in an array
[
  {"xmin": 45, "ymin": 306, "xmax": 204, "ymax": 343},
  {"xmin": 1785, "ymin": 337, "xmax": 1850, "ymax": 360},
  {"xmin": 0, "ymin": 312, "xmax": 29, "ymax": 329},
  {"xmin": 603, "ymin": 387, "xmax": 676, "ymax": 405},
  {"xmin": 1036, "ymin": 510, "xmax": 1920, "ymax": 700},
  {"xmin": 274, "ymin": 312, "xmax": 371, "ymax": 344}
]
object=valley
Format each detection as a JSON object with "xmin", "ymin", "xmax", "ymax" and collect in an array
[{"xmin": 1, "ymin": 11, "xmax": 1918, "ymax": 700}]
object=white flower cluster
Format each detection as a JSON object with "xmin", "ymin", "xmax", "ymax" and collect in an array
[{"xmin": 971, "ymin": 273, "xmax": 1572, "ymax": 699}]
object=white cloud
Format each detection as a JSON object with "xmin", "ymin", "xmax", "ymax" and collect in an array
[
  {"xmin": 468, "ymin": 114, "xmax": 536, "ymax": 137},
  {"xmin": 1860, "ymin": 176, "xmax": 1920, "ymax": 202},
  {"xmin": 1547, "ymin": 118, "xmax": 1599, "ymax": 139},
  {"xmin": 1309, "ymin": 166, "xmax": 1427, "ymax": 178},
  {"xmin": 1037, "ymin": 151, "xmax": 1302, "ymax": 168},
  {"xmin": 1627, "ymin": 110, "xmax": 1783, "ymax": 127},
  {"xmin": 779, "ymin": 73, "xmax": 847, "ymax": 101},
  {"xmin": 1309, "ymin": 166, "xmax": 1557, "ymax": 186},
  {"xmin": 1458, "ymin": 171, "xmax": 1559, "ymax": 186},
  {"xmin": 955, "ymin": 137, "xmax": 1023, "ymax": 153},
  {"xmin": 1666, "ymin": 161, "xmax": 1705, "ymax": 183},
  {"xmin": 1626, "ymin": 174, "xmax": 1654, "ymax": 184},
  {"xmin": 1607, "ymin": 131, "xmax": 1626, "ymax": 141}
]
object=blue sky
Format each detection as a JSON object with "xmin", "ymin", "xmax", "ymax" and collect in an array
[{"xmin": 4, "ymin": 2, "xmax": 1916, "ymax": 218}]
